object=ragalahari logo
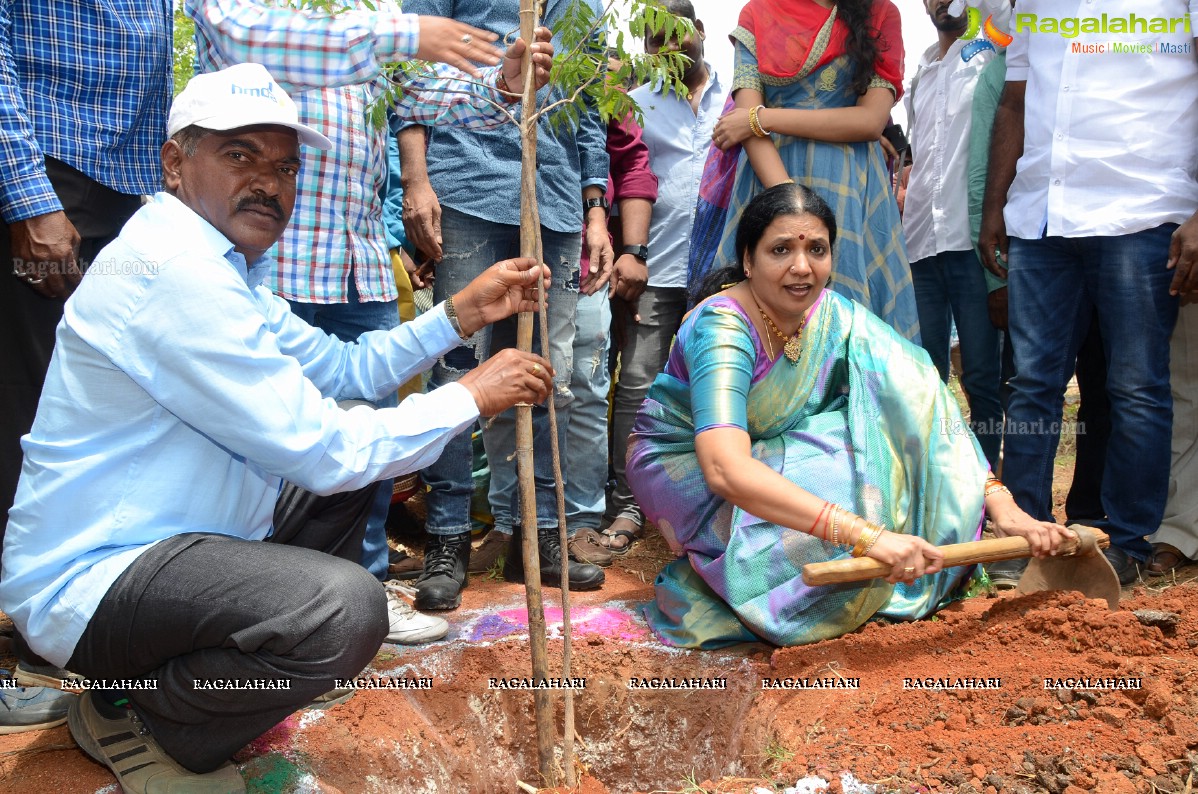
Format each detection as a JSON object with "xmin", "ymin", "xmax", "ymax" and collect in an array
[
  {"xmin": 1014, "ymin": 12, "xmax": 1192, "ymax": 38},
  {"xmin": 949, "ymin": 0, "xmax": 1013, "ymax": 62}
]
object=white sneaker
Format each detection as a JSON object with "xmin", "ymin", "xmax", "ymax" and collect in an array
[{"xmin": 384, "ymin": 581, "xmax": 449, "ymax": 644}]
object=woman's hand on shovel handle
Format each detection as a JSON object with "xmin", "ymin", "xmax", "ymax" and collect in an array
[
  {"xmin": 867, "ymin": 532, "xmax": 946, "ymax": 584},
  {"xmin": 986, "ymin": 492, "xmax": 1074, "ymax": 556}
]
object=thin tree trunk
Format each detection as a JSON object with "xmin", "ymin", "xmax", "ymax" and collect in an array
[
  {"xmin": 534, "ymin": 212, "xmax": 576, "ymax": 788},
  {"xmin": 515, "ymin": 0, "xmax": 556, "ymax": 785}
]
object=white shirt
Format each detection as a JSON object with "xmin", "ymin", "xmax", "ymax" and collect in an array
[
  {"xmin": 1003, "ymin": 0, "xmax": 1198, "ymax": 239},
  {"xmin": 904, "ymin": 37, "xmax": 995, "ymax": 262},
  {"xmin": 630, "ymin": 65, "xmax": 728, "ymax": 288}
]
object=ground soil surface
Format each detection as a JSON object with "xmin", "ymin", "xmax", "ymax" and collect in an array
[
  {"xmin": 3, "ymin": 380, "xmax": 1196, "ymax": 793},
  {"xmin": 2, "ymin": 540, "xmax": 1196, "ymax": 794}
]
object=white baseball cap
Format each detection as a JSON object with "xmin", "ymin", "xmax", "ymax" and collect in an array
[{"xmin": 168, "ymin": 63, "xmax": 332, "ymax": 150}]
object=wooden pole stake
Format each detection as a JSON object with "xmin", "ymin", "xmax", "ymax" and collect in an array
[{"xmin": 516, "ymin": 0, "xmax": 556, "ymax": 785}]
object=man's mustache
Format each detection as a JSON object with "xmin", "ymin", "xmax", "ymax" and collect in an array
[{"xmin": 236, "ymin": 196, "xmax": 283, "ymax": 219}]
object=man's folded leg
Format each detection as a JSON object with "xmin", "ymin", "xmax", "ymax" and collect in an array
[
  {"xmin": 68, "ymin": 532, "xmax": 388, "ymax": 778},
  {"xmin": 273, "ymin": 474, "xmax": 449, "ymax": 644}
]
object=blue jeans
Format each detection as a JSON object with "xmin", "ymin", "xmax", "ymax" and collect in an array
[
  {"xmin": 1006, "ymin": 227, "xmax": 1179, "ymax": 559},
  {"xmin": 421, "ymin": 206, "xmax": 580, "ymax": 537},
  {"xmin": 911, "ymin": 249, "xmax": 1003, "ymax": 469},
  {"xmin": 607, "ymin": 285, "xmax": 688, "ymax": 525},
  {"xmin": 1065, "ymin": 315, "xmax": 1111, "ymax": 523},
  {"xmin": 564, "ymin": 287, "xmax": 611, "ymax": 529},
  {"xmin": 287, "ymin": 279, "xmax": 398, "ymax": 580}
]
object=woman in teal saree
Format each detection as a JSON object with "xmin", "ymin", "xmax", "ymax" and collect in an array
[
  {"xmin": 690, "ymin": 0, "xmax": 919, "ymax": 341},
  {"xmin": 628, "ymin": 185, "xmax": 1070, "ymax": 649}
]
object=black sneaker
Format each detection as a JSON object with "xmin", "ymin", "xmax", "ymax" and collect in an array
[
  {"xmin": 68, "ymin": 691, "xmax": 245, "ymax": 792},
  {"xmin": 984, "ymin": 558, "xmax": 1028, "ymax": 589},
  {"xmin": 415, "ymin": 531, "xmax": 471, "ymax": 610},
  {"xmin": 503, "ymin": 524, "xmax": 604, "ymax": 590},
  {"xmin": 1103, "ymin": 545, "xmax": 1141, "ymax": 586}
]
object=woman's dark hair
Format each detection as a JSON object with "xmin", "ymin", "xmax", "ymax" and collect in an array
[
  {"xmin": 692, "ymin": 183, "xmax": 837, "ymax": 304},
  {"xmin": 838, "ymin": 0, "xmax": 881, "ymax": 96}
]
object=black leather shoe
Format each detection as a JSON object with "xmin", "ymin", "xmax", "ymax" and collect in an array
[
  {"xmin": 1103, "ymin": 545, "xmax": 1141, "ymax": 586},
  {"xmin": 984, "ymin": 558, "xmax": 1028, "ymax": 589},
  {"xmin": 503, "ymin": 525, "xmax": 605, "ymax": 590},
  {"xmin": 415, "ymin": 532, "xmax": 471, "ymax": 610}
]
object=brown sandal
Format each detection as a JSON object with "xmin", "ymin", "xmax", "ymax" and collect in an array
[
  {"xmin": 1145, "ymin": 542, "xmax": 1192, "ymax": 576},
  {"xmin": 600, "ymin": 517, "xmax": 643, "ymax": 555}
]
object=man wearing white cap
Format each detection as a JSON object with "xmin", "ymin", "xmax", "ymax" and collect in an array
[
  {"xmin": 0, "ymin": 63, "xmax": 554, "ymax": 793},
  {"xmin": 185, "ymin": 0, "xmax": 552, "ymax": 592}
]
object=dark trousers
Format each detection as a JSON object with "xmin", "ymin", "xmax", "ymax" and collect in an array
[
  {"xmin": 67, "ymin": 480, "xmax": 387, "ymax": 773},
  {"xmin": 1, "ymin": 158, "xmax": 141, "ymax": 526},
  {"xmin": 1066, "ymin": 315, "xmax": 1110, "ymax": 523},
  {"xmin": 999, "ymin": 310, "xmax": 1109, "ymax": 520}
]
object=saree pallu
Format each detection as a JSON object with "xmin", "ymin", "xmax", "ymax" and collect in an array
[
  {"xmin": 627, "ymin": 292, "xmax": 985, "ymax": 649},
  {"xmin": 688, "ymin": 2, "xmax": 919, "ymax": 342}
]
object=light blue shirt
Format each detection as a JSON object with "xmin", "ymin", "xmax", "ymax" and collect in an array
[
  {"xmin": 630, "ymin": 65, "xmax": 727, "ymax": 288},
  {"xmin": 0, "ymin": 192, "xmax": 479, "ymax": 667}
]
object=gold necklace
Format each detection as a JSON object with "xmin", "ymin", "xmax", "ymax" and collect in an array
[
  {"xmin": 758, "ymin": 309, "xmax": 805, "ymax": 363},
  {"xmin": 759, "ymin": 318, "xmax": 776, "ymax": 359}
]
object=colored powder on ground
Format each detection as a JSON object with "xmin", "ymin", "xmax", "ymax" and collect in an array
[
  {"xmin": 235, "ymin": 713, "xmax": 299, "ymax": 759},
  {"xmin": 466, "ymin": 606, "xmax": 650, "ymax": 643},
  {"xmin": 241, "ymin": 752, "xmax": 303, "ymax": 793}
]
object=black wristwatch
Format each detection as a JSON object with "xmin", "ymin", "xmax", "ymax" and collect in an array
[
  {"xmin": 583, "ymin": 196, "xmax": 609, "ymax": 215},
  {"xmin": 621, "ymin": 244, "xmax": 649, "ymax": 262}
]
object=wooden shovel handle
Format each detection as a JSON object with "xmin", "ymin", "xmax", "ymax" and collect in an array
[{"xmin": 801, "ymin": 527, "xmax": 1110, "ymax": 587}]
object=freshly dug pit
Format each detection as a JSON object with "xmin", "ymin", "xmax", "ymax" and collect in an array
[
  {"xmin": 2, "ymin": 572, "xmax": 1197, "ymax": 793},
  {"xmin": 287, "ymin": 633, "xmax": 769, "ymax": 793}
]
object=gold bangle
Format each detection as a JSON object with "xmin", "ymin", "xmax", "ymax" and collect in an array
[
  {"xmin": 851, "ymin": 524, "xmax": 881, "ymax": 557},
  {"xmin": 847, "ymin": 516, "xmax": 863, "ymax": 547},
  {"xmin": 748, "ymin": 105, "xmax": 769, "ymax": 138},
  {"xmin": 862, "ymin": 526, "xmax": 884, "ymax": 557},
  {"xmin": 830, "ymin": 506, "xmax": 841, "ymax": 545},
  {"xmin": 985, "ymin": 483, "xmax": 1012, "ymax": 498}
]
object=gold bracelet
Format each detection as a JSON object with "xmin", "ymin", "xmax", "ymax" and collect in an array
[
  {"xmin": 851, "ymin": 523, "xmax": 881, "ymax": 557},
  {"xmin": 984, "ymin": 481, "xmax": 1011, "ymax": 497},
  {"xmin": 748, "ymin": 105, "xmax": 769, "ymax": 138},
  {"xmin": 861, "ymin": 526, "xmax": 884, "ymax": 557},
  {"xmin": 830, "ymin": 506, "xmax": 841, "ymax": 545},
  {"xmin": 847, "ymin": 516, "xmax": 864, "ymax": 547}
]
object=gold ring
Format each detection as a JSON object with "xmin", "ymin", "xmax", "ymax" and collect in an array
[
  {"xmin": 530, "ymin": 363, "xmax": 540, "ymax": 375},
  {"xmin": 903, "ymin": 567, "xmax": 915, "ymax": 574}
]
